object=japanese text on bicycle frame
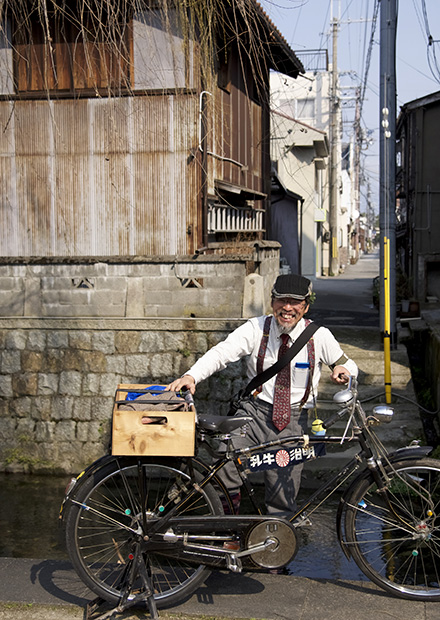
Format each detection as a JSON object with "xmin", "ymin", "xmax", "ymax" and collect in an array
[{"xmin": 247, "ymin": 443, "xmax": 326, "ymax": 472}]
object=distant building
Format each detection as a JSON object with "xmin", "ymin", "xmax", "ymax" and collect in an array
[
  {"xmin": 271, "ymin": 57, "xmax": 360, "ymax": 277},
  {"xmin": 270, "ymin": 110, "xmax": 329, "ymax": 277},
  {"xmin": 396, "ymin": 91, "xmax": 440, "ymax": 302}
]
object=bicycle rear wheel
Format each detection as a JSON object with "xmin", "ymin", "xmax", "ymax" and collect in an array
[
  {"xmin": 64, "ymin": 457, "xmax": 223, "ymax": 608},
  {"xmin": 344, "ymin": 458, "xmax": 440, "ymax": 600}
]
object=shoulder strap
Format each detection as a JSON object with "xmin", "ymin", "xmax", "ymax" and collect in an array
[{"xmin": 243, "ymin": 321, "xmax": 320, "ymax": 397}]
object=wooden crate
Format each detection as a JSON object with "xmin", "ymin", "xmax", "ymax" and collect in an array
[{"xmin": 111, "ymin": 384, "xmax": 196, "ymax": 456}]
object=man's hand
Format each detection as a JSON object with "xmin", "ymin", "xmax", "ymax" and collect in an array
[
  {"xmin": 331, "ymin": 366, "xmax": 350, "ymax": 385},
  {"xmin": 166, "ymin": 374, "xmax": 196, "ymax": 395}
]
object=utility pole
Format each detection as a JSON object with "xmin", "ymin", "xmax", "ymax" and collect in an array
[
  {"xmin": 380, "ymin": 0, "xmax": 397, "ymax": 403},
  {"xmin": 353, "ymin": 86, "xmax": 361, "ymax": 260},
  {"xmin": 329, "ymin": 17, "xmax": 340, "ymax": 276}
]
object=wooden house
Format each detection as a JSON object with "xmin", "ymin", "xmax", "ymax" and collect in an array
[
  {"xmin": 0, "ymin": 0, "xmax": 303, "ymax": 318},
  {"xmin": 396, "ymin": 91, "xmax": 440, "ymax": 304}
]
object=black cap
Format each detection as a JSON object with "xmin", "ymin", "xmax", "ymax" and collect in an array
[{"xmin": 271, "ymin": 274, "xmax": 313, "ymax": 301}]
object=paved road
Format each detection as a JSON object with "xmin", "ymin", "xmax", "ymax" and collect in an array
[
  {"xmin": 1, "ymin": 557, "xmax": 439, "ymax": 620},
  {"xmin": 310, "ymin": 251, "xmax": 379, "ymax": 327}
]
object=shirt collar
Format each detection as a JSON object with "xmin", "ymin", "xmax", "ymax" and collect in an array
[{"xmin": 273, "ymin": 317, "xmax": 306, "ymax": 342}]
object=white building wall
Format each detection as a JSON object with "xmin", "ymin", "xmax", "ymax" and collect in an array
[{"xmin": 271, "ymin": 71, "xmax": 332, "ymax": 277}]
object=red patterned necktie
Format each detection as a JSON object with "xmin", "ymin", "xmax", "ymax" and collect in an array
[{"xmin": 272, "ymin": 333, "xmax": 291, "ymax": 431}]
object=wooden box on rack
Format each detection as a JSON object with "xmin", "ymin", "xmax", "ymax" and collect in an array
[{"xmin": 111, "ymin": 384, "xmax": 196, "ymax": 457}]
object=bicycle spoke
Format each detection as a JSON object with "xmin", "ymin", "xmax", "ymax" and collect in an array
[{"xmin": 345, "ymin": 459, "xmax": 440, "ymax": 600}]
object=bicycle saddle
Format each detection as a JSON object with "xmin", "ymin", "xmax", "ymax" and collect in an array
[{"xmin": 197, "ymin": 414, "xmax": 253, "ymax": 433}]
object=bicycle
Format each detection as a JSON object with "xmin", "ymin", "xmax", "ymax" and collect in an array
[{"xmin": 60, "ymin": 377, "xmax": 440, "ymax": 614}]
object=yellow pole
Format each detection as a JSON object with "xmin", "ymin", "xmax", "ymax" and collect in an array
[{"xmin": 383, "ymin": 236, "xmax": 392, "ymax": 403}]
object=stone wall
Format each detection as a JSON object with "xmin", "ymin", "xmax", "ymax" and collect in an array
[
  {"xmin": 0, "ymin": 243, "xmax": 280, "ymax": 319},
  {"xmin": 0, "ymin": 318, "xmax": 247, "ymax": 474}
]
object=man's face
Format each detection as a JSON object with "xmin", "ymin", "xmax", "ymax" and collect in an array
[{"xmin": 272, "ymin": 297, "xmax": 309, "ymax": 332}]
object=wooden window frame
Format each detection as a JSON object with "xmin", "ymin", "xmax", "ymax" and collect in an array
[{"xmin": 12, "ymin": 0, "xmax": 132, "ymax": 97}]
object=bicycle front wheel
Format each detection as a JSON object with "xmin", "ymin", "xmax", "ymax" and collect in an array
[
  {"xmin": 64, "ymin": 457, "xmax": 223, "ymax": 608},
  {"xmin": 344, "ymin": 458, "xmax": 440, "ymax": 600}
]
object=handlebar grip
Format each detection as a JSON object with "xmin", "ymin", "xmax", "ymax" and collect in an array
[
  {"xmin": 322, "ymin": 409, "xmax": 346, "ymax": 429},
  {"xmin": 181, "ymin": 389, "xmax": 195, "ymax": 407}
]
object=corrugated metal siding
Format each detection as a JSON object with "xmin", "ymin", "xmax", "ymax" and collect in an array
[{"xmin": 0, "ymin": 95, "xmax": 199, "ymax": 258}]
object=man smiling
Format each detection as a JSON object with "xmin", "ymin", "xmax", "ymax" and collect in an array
[{"xmin": 168, "ymin": 274, "xmax": 358, "ymax": 515}]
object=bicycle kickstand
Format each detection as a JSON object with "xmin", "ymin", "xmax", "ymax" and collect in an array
[{"xmin": 85, "ymin": 542, "xmax": 159, "ymax": 620}]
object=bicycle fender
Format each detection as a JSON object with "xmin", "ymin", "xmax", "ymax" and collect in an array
[
  {"xmin": 386, "ymin": 445, "xmax": 433, "ymax": 461},
  {"xmin": 336, "ymin": 445, "xmax": 434, "ymax": 558}
]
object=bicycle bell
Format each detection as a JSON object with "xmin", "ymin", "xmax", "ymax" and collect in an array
[{"xmin": 333, "ymin": 387, "xmax": 354, "ymax": 405}]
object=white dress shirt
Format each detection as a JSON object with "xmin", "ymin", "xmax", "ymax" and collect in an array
[{"xmin": 186, "ymin": 316, "xmax": 358, "ymax": 408}]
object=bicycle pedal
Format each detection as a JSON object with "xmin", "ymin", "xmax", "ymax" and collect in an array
[{"xmin": 225, "ymin": 553, "xmax": 242, "ymax": 573}]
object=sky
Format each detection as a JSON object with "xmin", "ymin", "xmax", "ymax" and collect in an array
[{"xmin": 260, "ymin": 0, "xmax": 440, "ymax": 212}]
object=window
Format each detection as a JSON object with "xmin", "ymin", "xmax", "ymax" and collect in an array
[
  {"xmin": 12, "ymin": 0, "xmax": 131, "ymax": 95},
  {"xmin": 217, "ymin": 47, "xmax": 231, "ymax": 93},
  {"xmin": 296, "ymin": 98, "xmax": 315, "ymax": 120}
]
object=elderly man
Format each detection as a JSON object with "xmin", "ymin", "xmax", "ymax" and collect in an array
[{"xmin": 167, "ymin": 274, "xmax": 358, "ymax": 515}]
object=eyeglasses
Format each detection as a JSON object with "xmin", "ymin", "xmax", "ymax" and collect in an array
[{"xmin": 273, "ymin": 297, "xmax": 306, "ymax": 308}]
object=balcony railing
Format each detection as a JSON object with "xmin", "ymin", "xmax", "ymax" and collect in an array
[{"xmin": 208, "ymin": 204, "xmax": 264, "ymax": 233}]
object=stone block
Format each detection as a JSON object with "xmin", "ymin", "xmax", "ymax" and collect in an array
[
  {"xmin": 93, "ymin": 291, "xmax": 126, "ymax": 309},
  {"xmin": 0, "ymin": 374, "xmax": 13, "ymax": 398},
  {"xmin": 24, "ymin": 278, "xmax": 41, "ymax": 316},
  {"xmin": 12, "ymin": 372, "xmax": 38, "ymax": 396},
  {"xmin": 41, "ymin": 276, "xmax": 76, "ymax": 290},
  {"xmin": 186, "ymin": 332, "xmax": 209, "ymax": 355},
  {"xmin": 37, "ymin": 373, "xmax": 59, "ymax": 395},
  {"xmin": 115, "ymin": 331, "xmax": 141, "ymax": 354},
  {"xmin": 106, "ymin": 355, "xmax": 126, "ymax": 374},
  {"xmin": 243, "ymin": 273, "xmax": 264, "ymax": 318},
  {"xmin": 47, "ymin": 331, "xmax": 69, "ymax": 349},
  {"xmin": 22, "ymin": 351, "xmax": 44, "ymax": 372},
  {"xmin": 51, "ymin": 396, "xmax": 74, "ymax": 420},
  {"xmin": 44, "ymin": 349, "xmax": 64, "ymax": 372},
  {"xmin": 83, "ymin": 373, "xmax": 101, "ymax": 395},
  {"xmin": 54, "ymin": 420, "xmax": 76, "ymax": 442},
  {"xmin": 15, "ymin": 417, "xmax": 36, "ymax": 438},
  {"xmin": 59, "ymin": 371, "xmax": 82, "ymax": 396},
  {"xmin": 64, "ymin": 349, "xmax": 107, "ymax": 373},
  {"xmin": 139, "ymin": 332, "xmax": 165, "ymax": 353},
  {"xmin": 0, "ymin": 417, "xmax": 16, "ymax": 442},
  {"xmin": 0, "ymin": 276, "xmax": 20, "ymax": 290},
  {"xmin": 92, "ymin": 331, "xmax": 115, "ymax": 354},
  {"xmin": 100, "ymin": 373, "xmax": 119, "ymax": 397},
  {"xmin": 76, "ymin": 421, "xmax": 91, "ymax": 442},
  {"xmin": 9, "ymin": 397, "xmax": 32, "ymax": 418},
  {"xmin": 0, "ymin": 292, "xmax": 24, "ymax": 316},
  {"xmin": 32, "ymin": 396, "xmax": 52, "ymax": 421},
  {"xmin": 149, "ymin": 353, "xmax": 174, "ymax": 378},
  {"xmin": 125, "ymin": 354, "xmax": 150, "ymax": 376},
  {"xmin": 35, "ymin": 420, "xmax": 55, "ymax": 442},
  {"xmin": 90, "ymin": 396, "xmax": 114, "ymax": 422},
  {"xmin": 27, "ymin": 331, "xmax": 47, "ymax": 351},
  {"xmin": 95, "ymin": 277, "xmax": 127, "ymax": 292},
  {"xmin": 69, "ymin": 332, "xmax": 92, "ymax": 350},
  {"xmin": 126, "ymin": 277, "xmax": 147, "ymax": 317},
  {"xmin": 73, "ymin": 398, "xmax": 92, "ymax": 421},
  {"xmin": 2, "ymin": 350, "xmax": 21, "ymax": 373},
  {"xmin": 5, "ymin": 331, "xmax": 27, "ymax": 350}
]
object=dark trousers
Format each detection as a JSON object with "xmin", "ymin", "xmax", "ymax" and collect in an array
[{"xmin": 217, "ymin": 397, "xmax": 308, "ymax": 515}]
